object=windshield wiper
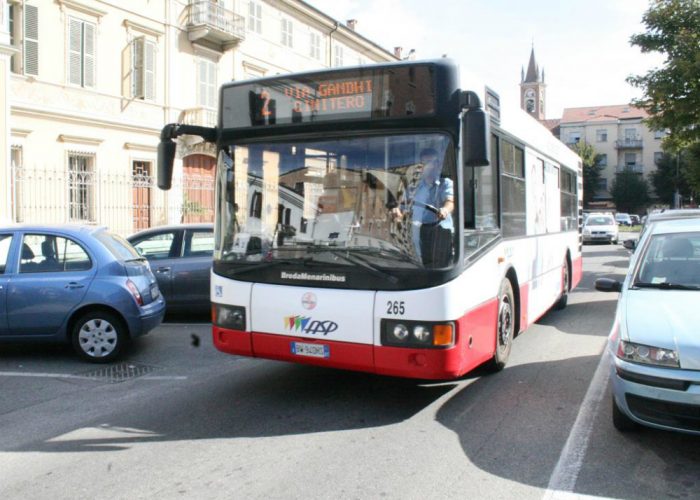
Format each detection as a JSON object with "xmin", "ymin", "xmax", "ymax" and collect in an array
[
  {"xmin": 228, "ymin": 258, "xmax": 317, "ymax": 277},
  {"xmin": 334, "ymin": 246, "xmax": 421, "ymax": 266},
  {"xmin": 305, "ymin": 247, "xmax": 400, "ymax": 283},
  {"xmin": 633, "ymin": 282, "xmax": 700, "ymax": 290}
]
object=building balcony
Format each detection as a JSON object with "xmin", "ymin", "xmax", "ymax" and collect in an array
[
  {"xmin": 615, "ymin": 164, "xmax": 644, "ymax": 174},
  {"xmin": 614, "ymin": 139, "xmax": 643, "ymax": 149},
  {"xmin": 178, "ymin": 106, "xmax": 217, "ymax": 128},
  {"xmin": 186, "ymin": 1, "xmax": 245, "ymax": 49}
]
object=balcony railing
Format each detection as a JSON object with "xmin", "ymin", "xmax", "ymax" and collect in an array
[
  {"xmin": 186, "ymin": 1, "xmax": 245, "ymax": 48},
  {"xmin": 615, "ymin": 164, "xmax": 644, "ymax": 174},
  {"xmin": 178, "ymin": 106, "xmax": 217, "ymax": 128},
  {"xmin": 615, "ymin": 139, "xmax": 643, "ymax": 149}
]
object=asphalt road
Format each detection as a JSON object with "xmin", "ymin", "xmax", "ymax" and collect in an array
[{"xmin": 1, "ymin": 242, "xmax": 699, "ymax": 499}]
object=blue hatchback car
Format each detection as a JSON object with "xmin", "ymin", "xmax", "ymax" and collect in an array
[{"xmin": 0, "ymin": 225, "xmax": 165, "ymax": 362}]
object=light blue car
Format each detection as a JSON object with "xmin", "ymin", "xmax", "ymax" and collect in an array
[
  {"xmin": 0, "ymin": 225, "xmax": 166, "ymax": 362},
  {"xmin": 596, "ymin": 217, "xmax": 700, "ymax": 434}
]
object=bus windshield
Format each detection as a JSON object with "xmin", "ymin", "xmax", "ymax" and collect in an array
[{"xmin": 215, "ymin": 133, "xmax": 457, "ymax": 275}]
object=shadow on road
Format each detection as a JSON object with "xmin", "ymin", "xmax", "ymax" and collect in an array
[{"xmin": 7, "ymin": 362, "xmax": 458, "ymax": 453}]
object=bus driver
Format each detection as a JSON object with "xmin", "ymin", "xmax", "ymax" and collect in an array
[{"xmin": 391, "ymin": 148, "xmax": 455, "ymax": 267}]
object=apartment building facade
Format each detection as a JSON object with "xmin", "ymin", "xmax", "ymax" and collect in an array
[
  {"xmin": 3, "ymin": 0, "xmax": 397, "ymax": 234},
  {"xmin": 559, "ymin": 105, "xmax": 665, "ymax": 202}
]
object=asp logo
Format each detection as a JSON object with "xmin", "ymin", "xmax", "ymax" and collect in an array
[{"xmin": 284, "ymin": 316, "xmax": 338, "ymax": 336}]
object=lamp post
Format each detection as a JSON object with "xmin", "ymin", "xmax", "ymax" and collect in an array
[{"xmin": 674, "ymin": 151, "xmax": 681, "ymax": 209}]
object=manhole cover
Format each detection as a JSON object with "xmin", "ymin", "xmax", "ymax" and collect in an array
[{"xmin": 77, "ymin": 362, "xmax": 160, "ymax": 383}]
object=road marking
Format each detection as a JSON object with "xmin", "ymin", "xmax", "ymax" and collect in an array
[
  {"xmin": 0, "ymin": 371, "xmax": 187, "ymax": 381},
  {"xmin": 543, "ymin": 348, "xmax": 611, "ymax": 499}
]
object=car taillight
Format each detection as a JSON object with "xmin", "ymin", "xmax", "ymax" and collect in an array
[{"xmin": 126, "ymin": 279, "xmax": 144, "ymax": 306}]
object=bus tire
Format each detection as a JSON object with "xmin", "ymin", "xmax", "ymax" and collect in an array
[
  {"xmin": 554, "ymin": 259, "xmax": 570, "ymax": 310},
  {"xmin": 488, "ymin": 279, "xmax": 515, "ymax": 372}
]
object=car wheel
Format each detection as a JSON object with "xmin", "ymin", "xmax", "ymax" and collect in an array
[
  {"xmin": 71, "ymin": 310, "xmax": 127, "ymax": 363},
  {"xmin": 612, "ymin": 395, "xmax": 638, "ymax": 432},
  {"xmin": 487, "ymin": 279, "xmax": 515, "ymax": 372},
  {"xmin": 554, "ymin": 259, "xmax": 569, "ymax": 310}
]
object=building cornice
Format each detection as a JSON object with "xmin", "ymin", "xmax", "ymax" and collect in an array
[
  {"xmin": 12, "ymin": 104, "xmax": 161, "ymax": 136},
  {"xmin": 123, "ymin": 19, "xmax": 164, "ymax": 39},
  {"xmin": 124, "ymin": 142, "xmax": 157, "ymax": 152},
  {"xmin": 57, "ymin": 0, "xmax": 108, "ymax": 20},
  {"xmin": 58, "ymin": 134, "xmax": 104, "ymax": 146}
]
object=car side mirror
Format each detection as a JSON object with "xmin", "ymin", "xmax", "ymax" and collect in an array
[
  {"xmin": 595, "ymin": 278, "xmax": 622, "ymax": 293},
  {"xmin": 622, "ymin": 239, "xmax": 637, "ymax": 251}
]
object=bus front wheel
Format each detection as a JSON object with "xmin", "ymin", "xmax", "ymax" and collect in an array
[
  {"xmin": 554, "ymin": 259, "xmax": 570, "ymax": 310},
  {"xmin": 489, "ymin": 279, "xmax": 515, "ymax": 371}
]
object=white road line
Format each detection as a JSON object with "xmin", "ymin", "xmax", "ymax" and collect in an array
[
  {"xmin": 543, "ymin": 348, "xmax": 612, "ymax": 499},
  {"xmin": 0, "ymin": 371, "xmax": 187, "ymax": 381}
]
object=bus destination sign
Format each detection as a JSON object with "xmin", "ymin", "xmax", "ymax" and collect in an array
[{"xmin": 222, "ymin": 66, "xmax": 436, "ymax": 128}]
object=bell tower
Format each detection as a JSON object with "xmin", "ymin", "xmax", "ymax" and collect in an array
[{"xmin": 520, "ymin": 46, "xmax": 546, "ymax": 120}]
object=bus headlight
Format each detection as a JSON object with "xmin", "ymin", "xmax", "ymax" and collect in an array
[
  {"xmin": 212, "ymin": 303, "xmax": 246, "ymax": 331},
  {"xmin": 381, "ymin": 320, "xmax": 455, "ymax": 348},
  {"xmin": 392, "ymin": 324, "xmax": 410, "ymax": 341},
  {"xmin": 413, "ymin": 325, "xmax": 431, "ymax": 342}
]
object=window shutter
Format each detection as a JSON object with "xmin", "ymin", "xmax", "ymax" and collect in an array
[
  {"xmin": 208, "ymin": 61, "xmax": 217, "ymax": 108},
  {"xmin": 198, "ymin": 60, "xmax": 207, "ymax": 107},
  {"xmin": 131, "ymin": 37, "xmax": 144, "ymax": 98},
  {"xmin": 23, "ymin": 4, "xmax": 39, "ymax": 76},
  {"xmin": 68, "ymin": 18, "xmax": 82, "ymax": 85},
  {"xmin": 83, "ymin": 22, "xmax": 95, "ymax": 87},
  {"xmin": 144, "ymin": 40, "xmax": 155, "ymax": 100}
]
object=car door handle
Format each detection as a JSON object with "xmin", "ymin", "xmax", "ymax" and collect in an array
[
  {"xmin": 65, "ymin": 282, "xmax": 85, "ymax": 289},
  {"xmin": 156, "ymin": 267, "xmax": 171, "ymax": 273}
]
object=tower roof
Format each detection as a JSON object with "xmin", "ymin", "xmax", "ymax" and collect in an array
[{"xmin": 524, "ymin": 47, "xmax": 540, "ymax": 83}]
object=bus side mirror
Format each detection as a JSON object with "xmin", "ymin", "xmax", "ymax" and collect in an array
[
  {"xmin": 157, "ymin": 139, "xmax": 176, "ymax": 190},
  {"xmin": 463, "ymin": 109, "xmax": 489, "ymax": 167}
]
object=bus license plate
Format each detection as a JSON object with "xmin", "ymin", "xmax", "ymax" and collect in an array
[{"xmin": 291, "ymin": 342, "xmax": 330, "ymax": 359}]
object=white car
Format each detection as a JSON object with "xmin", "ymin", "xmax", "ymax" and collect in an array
[
  {"xmin": 596, "ymin": 217, "xmax": 700, "ymax": 434},
  {"xmin": 583, "ymin": 213, "xmax": 619, "ymax": 244}
]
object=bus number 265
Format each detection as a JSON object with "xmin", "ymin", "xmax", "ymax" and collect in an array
[{"xmin": 386, "ymin": 301, "xmax": 405, "ymax": 315}]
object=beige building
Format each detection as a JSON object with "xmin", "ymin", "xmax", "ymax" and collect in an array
[
  {"xmin": 0, "ymin": 2, "xmax": 15, "ymax": 223},
  {"xmin": 3, "ymin": 0, "xmax": 397, "ymax": 234},
  {"xmin": 559, "ymin": 105, "xmax": 665, "ymax": 202}
]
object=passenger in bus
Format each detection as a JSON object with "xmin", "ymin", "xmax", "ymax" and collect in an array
[{"xmin": 390, "ymin": 148, "xmax": 454, "ymax": 267}]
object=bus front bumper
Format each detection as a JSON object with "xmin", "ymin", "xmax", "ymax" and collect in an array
[{"xmin": 212, "ymin": 327, "xmax": 481, "ymax": 380}]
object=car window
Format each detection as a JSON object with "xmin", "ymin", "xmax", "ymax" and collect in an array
[
  {"xmin": 635, "ymin": 232, "xmax": 700, "ymax": 286},
  {"xmin": 19, "ymin": 234, "xmax": 91, "ymax": 273},
  {"xmin": 184, "ymin": 230, "xmax": 214, "ymax": 257},
  {"xmin": 96, "ymin": 231, "xmax": 142, "ymax": 261},
  {"xmin": 132, "ymin": 232, "xmax": 177, "ymax": 260},
  {"xmin": 0, "ymin": 234, "xmax": 12, "ymax": 274}
]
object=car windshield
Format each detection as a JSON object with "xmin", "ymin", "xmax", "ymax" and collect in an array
[
  {"xmin": 633, "ymin": 232, "xmax": 700, "ymax": 289},
  {"xmin": 586, "ymin": 216, "xmax": 614, "ymax": 226},
  {"xmin": 214, "ymin": 133, "xmax": 457, "ymax": 271}
]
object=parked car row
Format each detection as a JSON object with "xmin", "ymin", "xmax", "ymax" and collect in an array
[
  {"xmin": 596, "ymin": 210, "xmax": 700, "ymax": 436},
  {"xmin": 0, "ymin": 223, "xmax": 214, "ymax": 363}
]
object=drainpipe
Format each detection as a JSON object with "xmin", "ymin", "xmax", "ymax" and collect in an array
[{"xmin": 328, "ymin": 21, "xmax": 339, "ymax": 68}]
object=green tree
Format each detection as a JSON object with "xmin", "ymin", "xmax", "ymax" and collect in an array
[
  {"xmin": 682, "ymin": 142, "xmax": 700, "ymax": 200},
  {"xmin": 611, "ymin": 168, "xmax": 652, "ymax": 214},
  {"xmin": 627, "ymin": 0, "xmax": 700, "ymax": 149},
  {"xmin": 570, "ymin": 141, "xmax": 604, "ymax": 206},
  {"xmin": 651, "ymin": 152, "xmax": 691, "ymax": 205}
]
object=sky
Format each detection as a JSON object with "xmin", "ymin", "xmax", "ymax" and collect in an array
[{"xmin": 304, "ymin": 0, "xmax": 665, "ymax": 120}]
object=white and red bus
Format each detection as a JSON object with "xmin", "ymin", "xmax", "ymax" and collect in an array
[{"xmin": 157, "ymin": 60, "xmax": 582, "ymax": 379}]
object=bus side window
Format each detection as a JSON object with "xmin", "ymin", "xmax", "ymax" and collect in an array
[{"xmin": 464, "ymin": 134, "xmax": 500, "ymax": 256}]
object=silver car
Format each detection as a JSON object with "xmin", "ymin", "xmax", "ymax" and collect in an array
[{"xmin": 596, "ymin": 217, "xmax": 700, "ymax": 434}]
